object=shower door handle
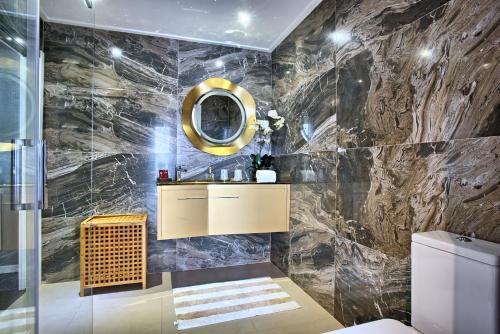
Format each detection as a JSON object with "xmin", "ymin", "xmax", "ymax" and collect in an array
[
  {"xmin": 10, "ymin": 139, "xmax": 34, "ymax": 210},
  {"xmin": 37, "ymin": 140, "xmax": 47, "ymax": 209}
]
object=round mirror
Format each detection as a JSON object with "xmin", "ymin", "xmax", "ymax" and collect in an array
[
  {"xmin": 193, "ymin": 89, "xmax": 245, "ymax": 144},
  {"xmin": 183, "ymin": 78, "xmax": 257, "ymax": 156}
]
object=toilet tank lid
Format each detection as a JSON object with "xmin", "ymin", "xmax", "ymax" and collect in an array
[{"xmin": 412, "ymin": 231, "xmax": 500, "ymax": 266}]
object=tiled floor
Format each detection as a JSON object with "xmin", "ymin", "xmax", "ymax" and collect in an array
[{"xmin": 40, "ymin": 274, "xmax": 344, "ymax": 334}]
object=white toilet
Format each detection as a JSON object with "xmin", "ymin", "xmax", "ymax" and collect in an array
[{"xmin": 327, "ymin": 231, "xmax": 500, "ymax": 334}]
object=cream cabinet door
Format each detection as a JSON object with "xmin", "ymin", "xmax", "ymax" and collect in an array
[
  {"xmin": 158, "ymin": 186, "xmax": 208, "ymax": 239},
  {"xmin": 208, "ymin": 185, "xmax": 290, "ymax": 235}
]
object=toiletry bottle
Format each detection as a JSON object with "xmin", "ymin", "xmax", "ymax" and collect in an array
[{"xmin": 207, "ymin": 166, "xmax": 215, "ymax": 182}]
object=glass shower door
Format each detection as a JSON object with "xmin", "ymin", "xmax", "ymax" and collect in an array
[{"xmin": 0, "ymin": 0, "xmax": 41, "ymax": 333}]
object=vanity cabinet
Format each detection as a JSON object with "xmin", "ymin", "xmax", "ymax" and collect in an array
[
  {"xmin": 157, "ymin": 186, "xmax": 208, "ymax": 239},
  {"xmin": 157, "ymin": 184, "xmax": 290, "ymax": 240}
]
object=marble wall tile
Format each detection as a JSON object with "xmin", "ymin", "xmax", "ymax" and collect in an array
[
  {"xmin": 178, "ymin": 41, "xmax": 272, "ymax": 107},
  {"xmin": 175, "ymin": 234, "xmax": 271, "ymax": 271},
  {"xmin": 43, "ymin": 151, "xmax": 93, "ymax": 218},
  {"xmin": 289, "ymin": 227, "xmax": 336, "ymax": 314},
  {"xmin": 44, "ymin": 86, "xmax": 177, "ymax": 155},
  {"xmin": 337, "ymin": 137, "xmax": 500, "ymax": 259},
  {"xmin": 41, "ymin": 217, "xmax": 82, "ymax": 283},
  {"xmin": 91, "ymin": 153, "xmax": 172, "ymax": 214},
  {"xmin": 334, "ymin": 236, "xmax": 411, "ymax": 326},
  {"xmin": 181, "ymin": 155, "xmax": 254, "ymax": 181},
  {"xmin": 270, "ymin": 232, "xmax": 290, "ymax": 275},
  {"xmin": 44, "ymin": 23, "xmax": 178, "ymax": 94},
  {"xmin": 43, "ymin": 84, "xmax": 93, "ymax": 153},
  {"xmin": 43, "ymin": 23, "xmax": 95, "ymax": 88},
  {"xmin": 274, "ymin": 151, "xmax": 337, "ymax": 184},
  {"xmin": 335, "ymin": 0, "xmax": 450, "ymax": 42},
  {"xmin": 147, "ymin": 237, "xmax": 176, "ymax": 273},
  {"xmin": 92, "ymin": 89, "xmax": 177, "ymax": 154},
  {"xmin": 271, "ymin": 152, "xmax": 337, "ymax": 314},
  {"xmin": 271, "ymin": 0, "xmax": 336, "ymax": 154},
  {"xmin": 337, "ymin": 0, "xmax": 500, "ymax": 148}
]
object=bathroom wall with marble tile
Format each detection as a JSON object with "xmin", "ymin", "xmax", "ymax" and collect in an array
[
  {"xmin": 271, "ymin": 0, "xmax": 500, "ymax": 327},
  {"xmin": 41, "ymin": 23, "xmax": 272, "ymax": 283}
]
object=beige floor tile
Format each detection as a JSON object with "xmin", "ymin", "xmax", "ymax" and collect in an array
[{"xmin": 39, "ymin": 276, "xmax": 343, "ymax": 334}]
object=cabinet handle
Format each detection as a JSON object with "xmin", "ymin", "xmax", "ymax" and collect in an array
[
  {"xmin": 177, "ymin": 197, "xmax": 208, "ymax": 201},
  {"xmin": 212, "ymin": 196, "xmax": 239, "ymax": 199}
]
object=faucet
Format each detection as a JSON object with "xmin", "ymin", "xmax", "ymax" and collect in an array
[{"xmin": 176, "ymin": 166, "xmax": 187, "ymax": 182}]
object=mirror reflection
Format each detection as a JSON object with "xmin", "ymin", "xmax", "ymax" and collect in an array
[{"xmin": 193, "ymin": 89, "xmax": 246, "ymax": 144}]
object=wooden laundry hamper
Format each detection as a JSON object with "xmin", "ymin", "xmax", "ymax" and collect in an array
[{"xmin": 80, "ymin": 214, "xmax": 147, "ymax": 296}]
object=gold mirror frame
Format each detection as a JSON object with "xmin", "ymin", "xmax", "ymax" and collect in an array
[{"xmin": 182, "ymin": 78, "xmax": 257, "ymax": 156}]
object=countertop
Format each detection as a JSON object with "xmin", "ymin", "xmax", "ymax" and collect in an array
[{"xmin": 156, "ymin": 180, "xmax": 290, "ymax": 186}]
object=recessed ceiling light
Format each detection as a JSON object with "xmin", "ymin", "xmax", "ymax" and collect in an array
[
  {"xmin": 419, "ymin": 48, "xmax": 432, "ymax": 59},
  {"xmin": 238, "ymin": 11, "xmax": 252, "ymax": 28},
  {"xmin": 329, "ymin": 30, "xmax": 351, "ymax": 46},
  {"xmin": 111, "ymin": 47, "xmax": 122, "ymax": 58}
]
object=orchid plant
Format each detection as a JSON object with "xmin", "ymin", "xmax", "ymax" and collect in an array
[{"xmin": 251, "ymin": 110, "xmax": 286, "ymax": 171}]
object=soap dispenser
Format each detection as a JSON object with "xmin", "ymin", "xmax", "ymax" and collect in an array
[{"xmin": 207, "ymin": 166, "xmax": 215, "ymax": 182}]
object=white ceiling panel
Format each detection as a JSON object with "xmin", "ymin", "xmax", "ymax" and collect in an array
[{"xmin": 40, "ymin": 0, "xmax": 323, "ymax": 52}]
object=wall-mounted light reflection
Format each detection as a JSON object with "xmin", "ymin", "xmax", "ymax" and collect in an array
[
  {"xmin": 215, "ymin": 60, "xmax": 224, "ymax": 68},
  {"xmin": 111, "ymin": 47, "xmax": 123, "ymax": 58},
  {"xmin": 238, "ymin": 11, "xmax": 252, "ymax": 28},
  {"xmin": 357, "ymin": 79, "xmax": 363, "ymax": 83},
  {"xmin": 419, "ymin": 48, "xmax": 432, "ymax": 59},
  {"xmin": 329, "ymin": 30, "xmax": 351, "ymax": 46},
  {"xmin": 14, "ymin": 37, "xmax": 24, "ymax": 45}
]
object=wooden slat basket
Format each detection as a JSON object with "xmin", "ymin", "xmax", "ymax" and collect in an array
[{"xmin": 80, "ymin": 214, "xmax": 147, "ymax": 296}]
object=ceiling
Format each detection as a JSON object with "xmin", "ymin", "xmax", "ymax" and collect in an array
[{"xmin": 40, "ymin": 0, "xmax": 322, "ymax": 52}]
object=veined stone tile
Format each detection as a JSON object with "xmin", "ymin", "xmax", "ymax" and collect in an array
[
  {"xmin": 272, "ymin": 0, "xmax": 336, "ymax": 154},
  {"xmin": 92, "ymin": 89, "xmax": 177, "ymax": 154},
  {"xmin": 337, "ymin": 137, "xmax": 500, "ymax": 259},
  {"xmin": 337, "ymin": 0, "xmax": 500, "ymax": 147},
  {"xmin": 333, "ymin": 236, "xmax": 411, "ymax": 326},
  {"xmin": 175, "ymin": 234, "xmax": 271, "ymax": 271},
  {"xmin": 41, "ymin": 217, "xmax": 82, "ymax": 283},
  {"xmin": 44, "ymin": 22, "xmax": 178, "ymax": 94},
  {"xmin": 43, "ymin": 151, "xmax": 92, "ymax": 218}
]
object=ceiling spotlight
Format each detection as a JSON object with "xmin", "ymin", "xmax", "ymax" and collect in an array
[
  {"xmin": 215, "ymin": 60, "xmax": 224, "ymax": 68},
  {"xmin": 419, "ymin": 48, "xmax": 432, "ymax": 59},
  {"xmin": 238, "ymin": 11, "xmax": 252, "ymax": 27},
  {"xmin": 84, "ymin": 0, "xmax": 92, "ymax": 9},
  {"xmin": 329, "ymin": 30, "xmax": 351, "ymax": 46},
  {"xmin": 111, "ymin": 47, "xmax": 122, "ymax": 58}
]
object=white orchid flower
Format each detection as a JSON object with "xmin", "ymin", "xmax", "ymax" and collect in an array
[
  {"xmin": 274, "ymin": 117, "xmax": 285, "ymax": 130},
  {"xmin": 267, "ymin": 110, "xmax": 280, "ymax": 119},
  {"xmin": 263, "ymin": 126, "xmax": 274, "ymax": 135}
]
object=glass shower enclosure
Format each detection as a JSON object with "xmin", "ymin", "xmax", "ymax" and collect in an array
[{"xmin": 0, "ymin": 0, "xmax": 42, "ymax": 333}]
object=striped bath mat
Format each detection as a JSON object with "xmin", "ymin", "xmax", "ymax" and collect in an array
[{"xmin": 172, "ymin": 276, "xmax": 301, "ymax": 330}]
